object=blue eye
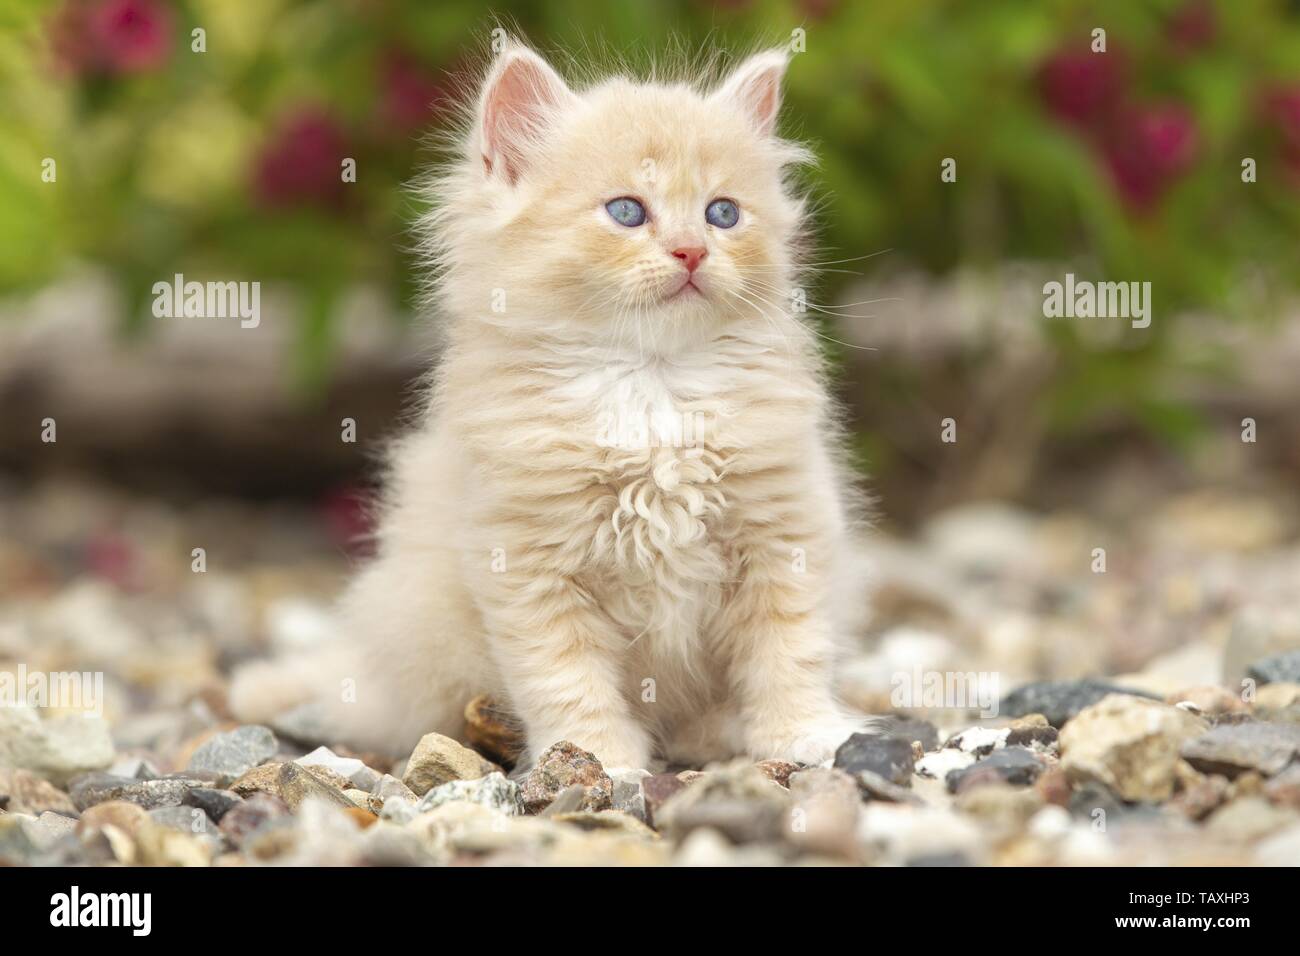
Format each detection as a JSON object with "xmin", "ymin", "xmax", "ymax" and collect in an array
[
  {"xmin": 605, "ymin": 197, "xmax": 647, "ymax": 227},
  {"xmin": 705, "ymin": 198, "xmax": 739, "ymax": 229}
]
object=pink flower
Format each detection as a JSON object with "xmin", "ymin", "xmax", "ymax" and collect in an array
[
  {"xmin": 253, "ymin": 107, "xmax": 351, "ymax": 209},
  {"xmin": 1166, "ymin": 1, "xmax": 1217, "ymax": 54},
  {"xmin": 1260, "ymin": 84, "xmax": 1300, "ymax": 178},
  {"xmin": 49, "ymin": 0, "xmax": 173, "ymax": 76},
  {"xmin": 1099, "ymin": 104, "xmax": 1198, "ymax": 210},
  {"xmin": 1038, "ymin": 45, "xmax": 1126, "ymax": 127},
  {"xmin": 379, "ymin": 50, "xmax": 446, "ymax": 135}
]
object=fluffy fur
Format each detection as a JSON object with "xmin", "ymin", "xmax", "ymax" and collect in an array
[{"xmin": 231, "ymin": 41, "xmax": 871, "ymax": 770}]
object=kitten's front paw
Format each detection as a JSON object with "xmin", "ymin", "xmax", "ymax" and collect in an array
[{"xmin": 748, "ymin": 716, "xmax": 869, "ymax": 767}]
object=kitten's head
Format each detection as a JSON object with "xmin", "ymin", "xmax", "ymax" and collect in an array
[{"xmin": 428, "ymin": 42, "xmax": 813, "ymax": 353}]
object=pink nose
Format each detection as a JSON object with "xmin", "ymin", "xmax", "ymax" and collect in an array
[{"xmin": 672, "ymin": 246, "xmax": 707, "ymax": 273}]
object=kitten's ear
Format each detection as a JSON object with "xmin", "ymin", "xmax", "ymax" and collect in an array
[
  {"xmin": 477, "ymin": 44, "xmax": 574, "ymax": 185},
  {"xmin": 713, "ymin": 50, "xmax": 789, "ymax": 137}
]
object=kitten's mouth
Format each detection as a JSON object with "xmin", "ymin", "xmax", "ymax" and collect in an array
[{"xmin": 664, "ymin": 278, "xmax": 703, "ymax": 302}]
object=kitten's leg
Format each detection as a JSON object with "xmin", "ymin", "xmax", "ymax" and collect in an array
[
  {"xmin": 484, "ymin": 586, "xmax": 652, "ymax": 770},
  {"xmin": 715, "ymin": 549, "xmax": 862, "ymax": 766}
]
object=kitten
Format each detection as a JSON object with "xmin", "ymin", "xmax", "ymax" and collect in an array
[{"xmin": 231, "ymin": 42, "xmax": 872, "ymax": 770}]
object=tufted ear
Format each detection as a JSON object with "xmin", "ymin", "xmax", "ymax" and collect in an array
[
  {"xmin": 476, "ymin": 44, "xmax": 575, "ymax": 185},
  {"xmin": 712, "ymin": 50, "xmax": 789, "ymax": 137}
]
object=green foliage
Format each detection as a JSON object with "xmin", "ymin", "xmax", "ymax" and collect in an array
[{"xmin": 1, "ymin": 0, "xmax": 1298, "ymax": 437}]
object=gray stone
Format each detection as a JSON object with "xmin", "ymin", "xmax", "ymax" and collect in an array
[
  {"xmin": 833, "ymin": 733, "xmax": 914, "ymax": 786},
  {"xmin": 182, "ymin": 787, "xmax": 242, "ymax": 822},
  {"xmin": 186, "ymin": 725, "xmax": 278, "ymax": 786},
  {"xmin": 1000, "ymin": 679, "xmax": 1161, "ymax": 728},
  {"xmin": 610, "ymin": 768, "xmax": 650, "ymax": 822},
  {"xmin": 148, "ymin": 804, "xmax": 216, "ymax": 837},
  {"xmin": 855, "ymin": 769, "xmax": 926, "ymax": 805},
  {"xmin": 1248, "ymin": 650, "xmax": 1300, "ymax": 686},
  {"xmin": 1182, "ymin": 722, "xmax": 1300, "ymax": 778},
  {"xmin": 0, "ymin": 815, "xmax": 46, "ymax": 864},
  {"xmin": 882, "ymin": 717, "xmax": 940, "ymax": 752},
  {"xmin": 655, "ymin": 763, "xmax": 791, "ymax": 845},
  {"xmin": 35, "ymin": 811, "xmax": 78, "ymax": 840},
  {"xmin": 69, "ymin": 772, "xmax": 211, "ymax": 811},
  {"xmin": 416, "ymin": 771, "xmax": 524, "ymax": 815},
  {"xmin": 946, "ymin": 747, "xmax": 1045, "ymax": 793}
]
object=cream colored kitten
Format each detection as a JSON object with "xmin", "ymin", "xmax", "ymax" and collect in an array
[{"xmin": 231, "ymin": 42, "xmax": 871, "ymax": 770}]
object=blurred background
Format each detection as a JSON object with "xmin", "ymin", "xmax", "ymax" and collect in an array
[{"xmin": 2, "ymin": 1, "xmax": 1300, "ymax": 749}]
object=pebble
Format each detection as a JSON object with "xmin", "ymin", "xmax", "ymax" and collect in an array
[
  {"xmin": 0, "ymin": 767, "xmax": 78, "ymax": 816},
  {"xmin": 0, "ymin": 707, "xmax": 115, "ymax": 786},
  {"xmin": 1255, "ymin": 683, "xmax": 1300, "ymax": 713},
  {"xmin": 946, "ymin": 726, "xmax": 1010, "ymax": 755},
  {"xmin": 754, "ymin": 759, "xmax": 799, "ymax": 788},
  {"xmin": 1248, "ymin": 650, "xmax": 1300, "ymax": 686},
  {"xmin": 946, "ymin": 747, "xmax": 1045, "ymax": 793},
  {"xmin": 185, "ymin": 725, "xmax": 278, "ymax": 786},
  {"xmin": 1205, "ymin": 796, "xmax": 1300, "ymax": 843},
  {"xmin": 148, "ymin": 805, "xmax": 217, "ymax": 839},
  {"xmin": 519, "ymin": 741, "xmax": 612, "ymax": 814},
  {"xmin": 654, "ymin": 763, "xmax": 790, "ymax": 845},
  {"xmin": 69, "ymin": 772, "xmax": 212, "ymax": 811},
  {"xmin": 788, "ymin": 767, "xmax": 865, "ymax": 859},
  {"xmin": 1164, "ymin": 686, "xmax": 1248, "ymax": 717},
  {"xmin": 182, "ymin": 787, "xmax": 243, "ymax": 822},
  {"xmin": 610, "ymin": 768, "xmax": 650, "ymax": 822},
  {"xmin": 1169, "ymin": 773, "xmax": 1232, "ymax": 821},
  {"xmin": 1001, "ymin": 679, "xmax": 1162, "ymax": 728},
  {"xmin": 78, "ymin": 800, "xmax": 149, "ymax": 836},
  {"xmin": 0, "ymin": 815, "xmax": 55, "ymax": 864},
  {"xmin": 295, "ymin": 745, "xmax": 380, "ymax": 791},
  {"xmin": 275, "ymin": 762, "xmax": 355, "ymax": 811},
  {"xmin": 369, "ymin": 773, "xmax": 418, "ymax": 810},
  {"xmin": 1006, "ymin": 715, "xmax": 1059, "ymax": 750},
  {"xmin": 134, "ymin": 820, "xmax": 213, "ymax": 866},
  {"xmin": 416, "ymin": 771, "xmax": 524, "ymax": 815},
  {"xmin": 218, "ymin": 793, "xmax": 291, "ymax": 848},
  {"xmin": 916, "ymin": 748, "xmax": 976, "ymax": 780},
  {"xmin": 1058, "ymin": 694, "xmax": 1207, "ymax": 801},
  {"xmin": 36, "ymin": 811, "xmax": 78, "ymax": 840},
  {"xmin": 549, "ymin": 810, "xmax": 658, "ymax": 840},
  {"xmin": 229, "ymin": 762, "xmax": 284, "ymax": 797},
  {"xmin": 883, "ymin": 717, "xmax": 940, "ymax": 752},
  {"xmin": 1254, "ymin": 822, "xmax": 1300, "ymax": 865},
  {"xmin": 1181, "ymin": 721, "xmax": 1300, "ymax": 777},
  {"xmin": 642, "ymin": 773, "xmax": 690, "ymax": 828},
  {"xmin": 1263, "ymin": 763, "xmax": 1300, "ymax": 809},
  {"xmin": 833, "ymin": 733, "xmax": 915, "ymax": 785},
  {"xmin": 401, "ymin": 732, "xmax": 499, "ymax": 796},
  {"xmin": 858, "ymin": 802, "xmax": 985, "ymax": 866},
  {"xmin": 855, "ymin": 768, "xmax": 926, "ymax": 805},
  {"xmin": 955, "ymin": 782, "xmax": 1045, "ymax": 836}
]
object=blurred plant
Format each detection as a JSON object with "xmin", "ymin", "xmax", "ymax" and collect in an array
[{"xmin": 0, "ymin": 0, "xmax": 1298, "ymax": 441}]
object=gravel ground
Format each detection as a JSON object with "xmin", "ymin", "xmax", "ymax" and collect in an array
[{"xmin": 2, "ymin": 478, "xmax": 1299, "ymax": 866}]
